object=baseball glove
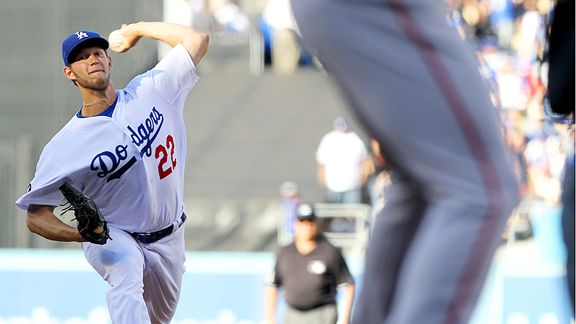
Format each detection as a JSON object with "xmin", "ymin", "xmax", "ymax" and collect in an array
[{"xmin": 59, "ymin": 181, "xmax": 111, "ymax": 245}]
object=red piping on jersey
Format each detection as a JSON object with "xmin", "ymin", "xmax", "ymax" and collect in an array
[{"xmin": 384, "ymin": 1, "xmax": 504, "ymax": 323}]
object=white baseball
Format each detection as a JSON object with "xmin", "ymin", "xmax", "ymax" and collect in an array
[{"xmin": 108, "ymin": 30, "xmax": 125, "ymax": 51}]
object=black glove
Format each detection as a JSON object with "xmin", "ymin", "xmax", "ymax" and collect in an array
[{"xmin": 59, "ymin": 181, "xmax": 111, "ymax": 245}]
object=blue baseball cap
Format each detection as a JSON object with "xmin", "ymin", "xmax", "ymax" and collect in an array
[{"xmin": 62, "ymin": 30, "xmax": 109, "ymax": 66}]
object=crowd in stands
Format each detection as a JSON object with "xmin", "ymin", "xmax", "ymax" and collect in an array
[{"xmin": 450, "ymin": 0, "xmax": 572, "ymax": 210}]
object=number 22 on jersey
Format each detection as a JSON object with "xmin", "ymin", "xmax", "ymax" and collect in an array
[{"xmin": 155, "ymin": 134, "xmax": 177, "ymax": 179}]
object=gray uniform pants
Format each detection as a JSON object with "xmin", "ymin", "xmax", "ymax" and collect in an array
[
  {"xmin": 290, "ymin": 1, "xmax": 520, "ymax": 323},
  {"xmin": 284, "ymin": 304, "xmax": 338, "ymax": 324}
]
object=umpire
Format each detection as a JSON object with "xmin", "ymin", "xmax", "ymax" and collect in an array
[{"xmin": 265, "ymin": 203, "xmax": 355, "ymax": 324}]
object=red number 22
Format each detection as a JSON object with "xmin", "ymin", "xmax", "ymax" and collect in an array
[{"xmin": 155, "ymin": 134, "xmax": 177, "ymax": 179}]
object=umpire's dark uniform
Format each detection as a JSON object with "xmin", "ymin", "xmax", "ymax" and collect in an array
[{"xmin": 270, "ymin": 236, "xmax": 354, "ymax": 324}]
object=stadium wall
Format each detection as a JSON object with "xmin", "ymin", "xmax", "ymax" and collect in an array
[{"xmin": 0, "ymin": 249, "xmax": 571, "ymax": 324}]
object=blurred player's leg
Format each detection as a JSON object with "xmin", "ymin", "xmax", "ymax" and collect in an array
[
  {"xmin": 358, "ymin": 172, "xmax": 427, "ymax": 319},
  {"xmin": 290, "ymin": 0, "xmax": 519, "ymax": 323}
]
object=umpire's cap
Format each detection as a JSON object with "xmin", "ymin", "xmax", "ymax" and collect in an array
[
  {"xmin": 62, "ymin": 30, "xmax": 109, "ymax": 66},
  {"xmin": 296, "ymin": 203, "xmax": 317, "ymax": 221}
]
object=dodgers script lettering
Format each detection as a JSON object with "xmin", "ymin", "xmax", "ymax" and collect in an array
[{"xmin": 127, "ymin": 107, "xmax": 164, "ymax": 157}]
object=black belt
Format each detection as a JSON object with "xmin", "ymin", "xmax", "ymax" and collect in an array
[
  {"xmin": 131, "ymin": 213, "xmax": 186, "ymax": 244},
  {"xmin": 289, "ymin": 302, "xmax": 336, "ymax": 312}
]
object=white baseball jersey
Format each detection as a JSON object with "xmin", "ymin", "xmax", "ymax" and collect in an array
[{"xmin": 16, "ymin": 44, "xmax": 198, "ymax": 233}]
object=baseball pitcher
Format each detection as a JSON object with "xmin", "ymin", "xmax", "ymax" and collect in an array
[{"xmin": 16, "ymin": 22, "xmax": 208, "ymax": 323}]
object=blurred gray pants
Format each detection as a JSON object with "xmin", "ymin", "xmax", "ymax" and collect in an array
[
  {"xmin": 291, "ymin": 0, "xmax": 520, "ymax": 323},
  {"xmin": 283, "ymin": 304, "xmax": 337, "ymax": 324}
]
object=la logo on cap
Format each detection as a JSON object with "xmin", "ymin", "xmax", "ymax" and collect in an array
[{"xmin": 75, "ymin": 31, "xmax": 89, "ymax": 40}]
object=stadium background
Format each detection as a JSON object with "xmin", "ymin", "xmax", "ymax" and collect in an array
[{"xmin": 0, "ymin": 0, "xmax": 572, "ymax": 323}]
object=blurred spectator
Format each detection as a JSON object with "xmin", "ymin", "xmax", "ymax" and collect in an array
[
  {"xmin": 364, "ymin": 138, "xmax": 392, "ymax": 227},
  {"xmin": 279, "ymin": 181, "xmax": 302, "ymax": 239},
  {"xmin": 497, "ymin": 55, "xmax": 529, "ymax": 111},
  {"xmin": 523, "ymin": 129, "xmax": 565, "ymax": 204},
  {"xmin": 475, "ymin": 41, "xmax": 503, "ymax": 109},
  {"xmin": 265, "ymin": 203, "xmax": 355, "ymax": 324},
  {"xmin": 261, "ymin": 0, "xmax": 301, "ymax": 74},
  {"xmin": 365, "ymin": 138, "xmax": 391, "ymax": 209},
  {"xmin": 511, "ymin": 0, "xmax": 544, "ymax": 67},
  {"xmin": 208, "ymin": 0, "xmax": 249, "ymax": 33},
  {"xmin": 457, "ymin": 0, "xmax": 498, "ymax": 44},
  {"xmin": 489, "ymin": 0, "xmax": 516, "ymax": 49},
  {"xmin": 193, "ymin": 0, "xmax": 250, "ymax": 34},
  {"xmin": 315, "ymin": 117, "xmax": 370, "ymax": 204}
]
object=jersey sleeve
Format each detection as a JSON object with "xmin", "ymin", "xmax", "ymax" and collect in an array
[
  {"xmin": 334, "ymin": 248, "xmax": 355, "ymax": 286},
  {"xmin": 267, "ymin": 250, "xmax": 284, "ymax": 287},
  {"xmin": 149, "ymin": 44, "xmax": 200, "ymax": 114},
  {"xmin": 266, "ymin": 270, "xmax": 281, "ymax": 288},
  {"xmin": 15, "ymin": 154, "xmax": 67, "ymax": 210}
]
